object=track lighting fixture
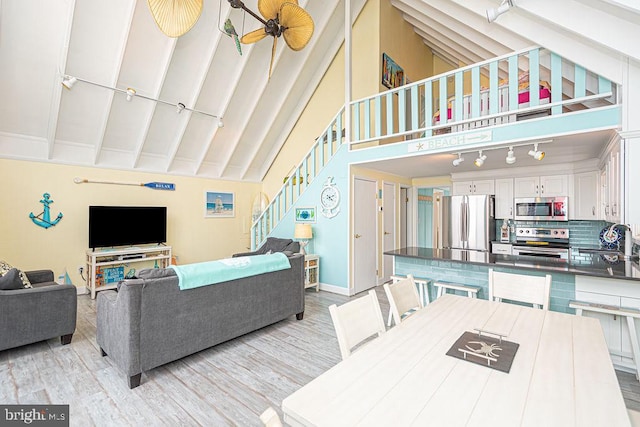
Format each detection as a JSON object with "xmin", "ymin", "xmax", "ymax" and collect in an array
[
  {"xmin": 452, "ymin": 153, "xmax": 464, "ymax": 167},
  {"xmin": 125, "ymin": 88, "xmax": 136, "ymax": 102},
  {"xmin": 474, "ymin": 151, "xmax": 487, "ymax": 167},
  {"xmin": 506, "ymin": 147, "xmax": 516, "ymax": 164},
  {"xmin": 486, "ymin": 0, "xmax": 514, "ymax": 23},
  {"xmin": 528, "ymin": 143, "xmax": 545, "ymax": 161},
  {"xmin": 61, "ymin": 75, "xmax": 77, "ymax": 89},
  {"xmin": 60, "ymin": 74, "xmax": 223, "ymax": 125}
]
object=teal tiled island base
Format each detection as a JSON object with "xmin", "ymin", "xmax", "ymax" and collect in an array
[{"xmin": 388, "ymin": 249, "xmax": 576, "ymax": 314}]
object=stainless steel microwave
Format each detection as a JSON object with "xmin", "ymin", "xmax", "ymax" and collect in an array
[{"xmin": 514, "ymin": 197, "xmax": 568, "ymax": 221}]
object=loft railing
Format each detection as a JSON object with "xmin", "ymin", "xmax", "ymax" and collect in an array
[
  {"xmin": 251, "ymin": 47, "xmax": 619, "ymax": 248},
  {"xmin": 251, "ymin": 107, "xmax": 346, "ymax": 248},
  {"xmin": 349, "ymin": 46, "xmax": 616, "ymax": 147}
]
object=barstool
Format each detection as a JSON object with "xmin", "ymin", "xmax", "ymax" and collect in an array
[
  {"xmin": 433, "ymin": 280, "xmax": 480, "ymax": 299},
  {"xmin": 387, "ymin": 275, "xmax": 432, "ymax": 326}
]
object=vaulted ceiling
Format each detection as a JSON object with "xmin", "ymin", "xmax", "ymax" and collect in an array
[{"xmin": 1, "ymin": 1, "xmax": 638, "ymax": 182}]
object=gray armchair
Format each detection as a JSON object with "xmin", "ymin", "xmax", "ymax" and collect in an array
[
  {"xmin": 0, "ymin": 270, "xmax": 77, "ymax": 352},
  {"xmin": 233, "ymin": 237, "xmax": 300, "ymax": 257}
]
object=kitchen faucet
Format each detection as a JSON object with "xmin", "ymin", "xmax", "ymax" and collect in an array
[{"xmin": 606, "ymin": 223, "xmax": 635, "ymax": 260}]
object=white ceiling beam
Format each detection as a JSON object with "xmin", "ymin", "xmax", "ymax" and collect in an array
[
  {"xmin": 165, "ymin": 4, "xmax": 229, "ymax": 172},
  {"xmin": 518, "ymin": 0, "xmax": 640, "ymax": 62},
  {"xmin": 412, "ymin": 26, "xmax": 483, "ymax": 70},
  {"xmin": 429, "ymin": 45, "xmax": 461, "ymax": 69},
  {"xmin": 239, "ymin": 0, "xmax": 344, "ymax": 179},
  {"xmin": 46, "ymin": 0, "xmax": 76, "ymax": 160},
  {"xmin": 216, "ymin": 0, "xmax": 314, "ymax": 178},
  {"xmin": 448, "ymin": 0, "xmax": 625, "ymax": 83},
  {"xmin": 93, "ymin": 2, "xmax": 137, "ymax": 165},
  {"xmin": 393, "ymin": 0, "xmax": 510, "ymax": 59},
  {"xmin": 253, "ymin": 0, "xmax": 367, "ymax": 180}
]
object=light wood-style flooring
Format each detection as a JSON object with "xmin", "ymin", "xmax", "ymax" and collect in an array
[{"xmin": 1, "ymin": 287, "xmax": 639, "ymax": 426}]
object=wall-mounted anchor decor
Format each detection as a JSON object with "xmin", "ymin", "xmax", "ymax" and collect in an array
[
  {"xmin": 74, "ymin": 177, "xmax": 175, "ymax": 190},
  {"xmin": 29, "ymin": 193, "xmax": 63, "ymax": 229}
]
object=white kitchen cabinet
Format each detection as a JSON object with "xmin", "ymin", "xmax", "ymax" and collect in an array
[
  {"xmin": 514, "ymin": 175, "xmax": 568, "ymax": 197},
  {"xmin": 452, "ymin": 180, "xmax": 495, "ymax": 195},
  {"xmin": 494, "ymin": 178, "xmax": 514, "ymax": 219},
  {"xmin": 603, "ymin": 144, "xmax": 621, "ymax": 223},
  {"xmin": 571, "ymin": 171, "xmax": 599, "ymax": 220}
]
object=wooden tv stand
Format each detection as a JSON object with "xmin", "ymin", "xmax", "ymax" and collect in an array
[{"xmin": 86, "ymin": 245, "xmax": 172, "ymax": 299}]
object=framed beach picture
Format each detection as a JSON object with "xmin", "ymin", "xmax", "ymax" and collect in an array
[
  {"xmin": 382, "ymin": 53, "xmax": 404, "ymax": 89},
  {"xmin": 295, "ymin": 206, "xmax": 316, "ymax": 223},
  {"xmin": 205, "ymin": 191, "xmax": 235, "ymax": 218}
]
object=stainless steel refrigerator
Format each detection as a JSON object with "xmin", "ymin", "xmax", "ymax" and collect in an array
[{"xmin": 438, "ymin": 194, "xmax": 495, "ymax": 251}]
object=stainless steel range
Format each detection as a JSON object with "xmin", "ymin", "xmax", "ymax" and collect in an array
[{"xmin": 512, "ymin": 227, "xmax": 570, "ymax": 261}]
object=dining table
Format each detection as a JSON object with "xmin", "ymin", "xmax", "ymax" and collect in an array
[{"xmin": 282, "ymin": 294, "xmax": 630, "ymax": 426}]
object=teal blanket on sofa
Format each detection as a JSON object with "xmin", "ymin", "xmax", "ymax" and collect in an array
[{"xmin": 169, "ymin": 253, "xmax": 291, "ymax": 290}]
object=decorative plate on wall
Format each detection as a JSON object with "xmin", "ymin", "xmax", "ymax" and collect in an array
[{"xmin": 599, "ymin": 225, "xmax": 624, "ymax": 249}]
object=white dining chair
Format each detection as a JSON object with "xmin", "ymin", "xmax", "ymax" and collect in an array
[
  {"xmin": 384, "ymin": 274, "xmax": 423, "ymax": 326},
  {"xmin": 329, "ymin": 289, "xmax": 386, "ymax": 360},
  {"xmin": 488, "ymin": 268, "xmax": 551, "ymax": 310}
]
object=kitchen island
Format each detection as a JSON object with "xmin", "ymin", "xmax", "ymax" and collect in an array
[
  {"xmin": 384, "ymin": 247, "xmax": 640, "ymax": 313},
  {"xmin": 385, "ymin": 247, "xmax": 640, "ymax": 373}
]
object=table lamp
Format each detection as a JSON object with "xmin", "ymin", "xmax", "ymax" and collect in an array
[{"xmin": 294, "ymin": 223, "xmax": 313, "ymax": 255}]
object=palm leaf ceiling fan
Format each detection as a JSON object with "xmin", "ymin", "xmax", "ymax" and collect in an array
[{"xmin": 228, "ymin": 0, "xmax": 314, "ymax": 78}]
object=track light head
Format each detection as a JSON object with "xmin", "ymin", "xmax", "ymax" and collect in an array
[
  {"xmin": 474, "ymin": 151, "xmax": 487, "ymax": 167},
  {"xmin": 126, "ymin": 88, "xmax": 136, "ymax": 102},
  {"xmin": 217, "ymin": 119, "xmax": 224, "ymax": 128},
  {"xmin": 452, "ymin": 153, "xmax": 464, "ymax": 167},
  {"xmin": 61, "ymin": 76, "xmax": 77, "ymax": 90},
  {"xmin": 487, "ymin": 0, "xmax": 514, "ymax": 23},
  {"xmin": 528, "ymin": 143, "xmax": 545, "ymax": 161},
  {"xmin": 177, "ymin": 102, "xmax": 186, "ymax": 114},
  {"xmin": 506, "ymin": 147, "xmax": 516, "ymax": 164}
]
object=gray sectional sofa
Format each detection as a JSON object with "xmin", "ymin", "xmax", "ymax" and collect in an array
[{"xmin": 96, "ymin": 252, "xmax": 305, "ymax": 388}]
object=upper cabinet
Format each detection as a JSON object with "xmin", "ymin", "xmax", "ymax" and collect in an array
[
  {"xmin": 571, "ymin": 171, "xmax": 600, "ymax": 220},
  {"xmin": 452, "ymin": 180, "xmax": 495, "ymax": 196},
  {"xmin": 514, "ymin": 175, "xmax": 569, "ymax": 198},
  {"xmin": 602, "ymin": 142, "xmax": 622, "ymax": 223},
  {"xmin": 495, "ymin": 178, "xmax": 514, "ymax": 219}
]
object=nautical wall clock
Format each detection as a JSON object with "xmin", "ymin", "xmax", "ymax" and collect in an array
[{"xmin": 320, "ymin": 176, "xmax": 340, "ymax": 218}]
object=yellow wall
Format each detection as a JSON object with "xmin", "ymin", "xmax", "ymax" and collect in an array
[
  {"xmin": 379, "ymin": 0, "xmax": 433, "ymax": 86},
  {"xmin": 262, "ymin": 0, "xmax": 434, "ymax": 200},
  {"xmin": 0, "ymin": 159, "xmax": 260, "ymax": 288}
]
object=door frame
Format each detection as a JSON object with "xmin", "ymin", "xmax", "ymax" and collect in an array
[{"xmin": 381, "ymin": 180, "xmax": 396, "ymax": 284}]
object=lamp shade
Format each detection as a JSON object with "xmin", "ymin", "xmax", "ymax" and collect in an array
[{"xmin": 294, "ymin": 223, "xmax": 313, "ymax": 239}]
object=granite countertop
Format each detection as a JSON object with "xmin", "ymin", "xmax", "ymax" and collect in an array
[{"xmin": 384, "ymin": 247, "xmax": 640, "ymax": 281}]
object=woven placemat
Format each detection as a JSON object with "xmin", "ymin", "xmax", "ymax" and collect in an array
[{"xmin": 446, "ymin": 331, "xmax": 519, "ymax": 373}]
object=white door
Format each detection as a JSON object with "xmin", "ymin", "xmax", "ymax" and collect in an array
[
  {"xmin": 353, "ymin": 177, "xmax": 378, "ymax": 294},
  {"xmin": 382, "ymin": 182, "xmax": 396, "ymax": 283}
]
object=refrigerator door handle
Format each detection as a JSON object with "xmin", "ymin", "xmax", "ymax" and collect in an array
[{"xmin": 462, "ymin": 196, "xmax": 468, "ymax": 248}]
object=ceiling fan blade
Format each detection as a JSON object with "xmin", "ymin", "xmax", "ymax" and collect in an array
[
  {"xmin": 240, "ymin": 28, "xmax": 268, "ymax": 44},
  {"xmin": 280, "ymin": 3, "xmax": 314, "ymax": 51},
  {"xmin": 147, "ymin": 0, "xmax": 203, "ymax": 38},
  {"xmin": 258, "ymin": 0, "xmax": 297, "ymax": 20},
  {"xmin": 268, "ymin": 36, "xmax": 277, "ymax": 79}
]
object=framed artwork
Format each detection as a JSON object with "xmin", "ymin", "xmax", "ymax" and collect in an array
[
  {"xmin": 205, "ymin": 191, "xmax": 235, "ymax": 218},
  {"xmin": 295, "ymin": 206, "xmax": 316, "ymax": 223},
  {"xmin": 382, "ymin": 53, "xmax": 404, "ymax": 89}
]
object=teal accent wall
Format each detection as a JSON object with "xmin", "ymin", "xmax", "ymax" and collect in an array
[{"xmin": 393, "ymin": 256, "xmax": 575, "ymax": 314}]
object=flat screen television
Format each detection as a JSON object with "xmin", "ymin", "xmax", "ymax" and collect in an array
[{"xmin": 89, "ymin": 206, "xmax": 167, "ymax": 249}]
